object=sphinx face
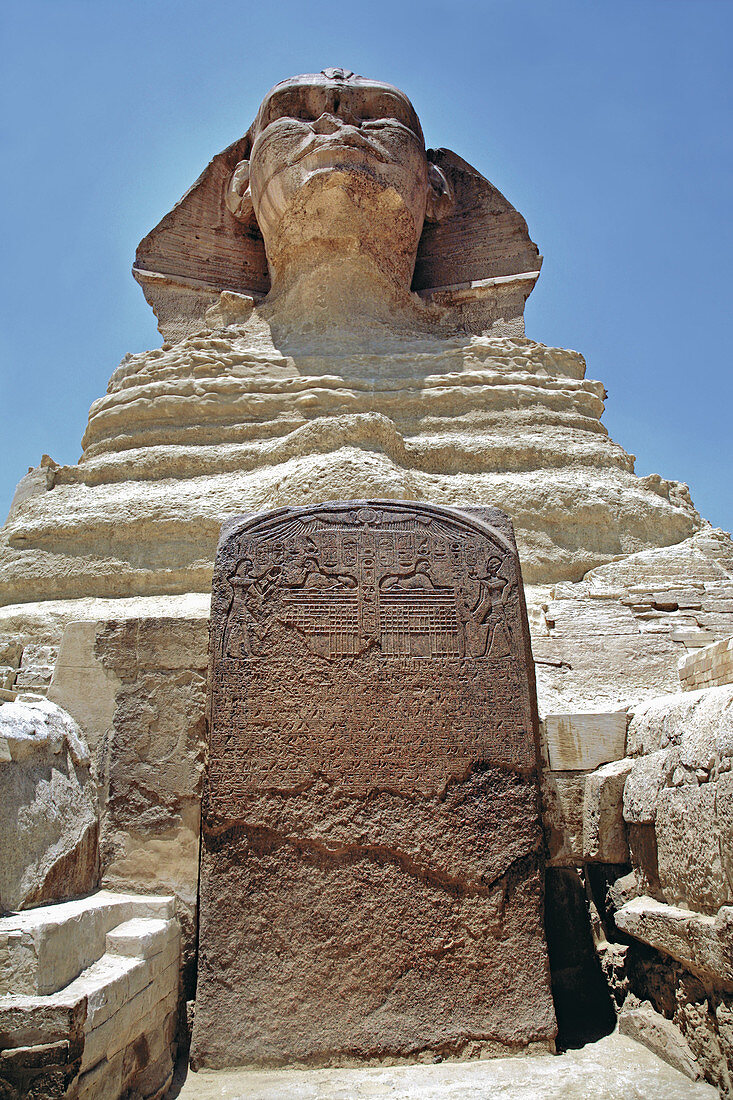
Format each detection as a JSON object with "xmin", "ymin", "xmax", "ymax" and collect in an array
[{"xmin": 244, "ymin": 73, "xmax": 433, "ymax": 287}]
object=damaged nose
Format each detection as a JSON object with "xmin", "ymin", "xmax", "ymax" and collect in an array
[{"xmin": 311, "ymin": 113, "xmax": 343, "ymax": 135}]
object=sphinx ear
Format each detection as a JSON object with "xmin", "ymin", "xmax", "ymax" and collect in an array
[
  {"xmin": 425, "ymin": 159, "xmax": 454, "ymax": 223},
  {"xmin": 226, "ymin": 160, "xmax": 256, "ymax": 224}
]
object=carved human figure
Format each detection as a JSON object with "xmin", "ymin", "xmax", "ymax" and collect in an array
[
  {"xmin": 225, "ymin": 68, "xmax": 453, "ymax": 319},
  {"xmin": 456, "ymin": 554, "xmax": 513, "ymax": 658},
  {"xmin": 222, "ymin": 558, "xmax": 281, "ymax": 657}
]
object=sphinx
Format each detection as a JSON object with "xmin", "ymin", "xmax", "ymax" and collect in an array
[
  {"xmin": 0, "ymin": 70, "xmax": 728, "ymax": 718},
  {"xmin": 133, "ymin": 67, "xmax": 542, "ymax": 342}
]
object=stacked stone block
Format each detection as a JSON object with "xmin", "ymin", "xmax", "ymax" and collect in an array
[
  {"xmin": 541, "ymin": 710, "xmax": 630, "ymax": 866},
  {"xmin": 611, "ymin": 685, "xmax": 733, "ymax": 1094},
  {"xmin": 0, "ymin": 891, "xmax": 180, "ymax": 1099},
  {"xmin": 680, "ymin": 637, "xmax": 733, "ymax": 692}
]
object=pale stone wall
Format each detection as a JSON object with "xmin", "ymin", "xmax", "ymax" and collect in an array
[
  {"xmin": 48, "ymin": 616, "xmax": 208, "ymax": 995},
  {"xmin": 0, "ymin": 891, "xmax": 179, "ymax": 1099},
  {"xmin": 680, "ymin": 637, "xmax": 733, "ymax": 692}
]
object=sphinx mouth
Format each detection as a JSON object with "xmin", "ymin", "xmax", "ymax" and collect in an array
[
  {"xmin": 291, "ymin": 132, "xmax": 391, "ymax": 167},
  {"xmin": 255, "ymin": 134, "xmax": 394, "ymax": 197}
]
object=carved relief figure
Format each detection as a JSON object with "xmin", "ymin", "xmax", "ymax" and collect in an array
[
  {"xmin": 219, "ymin": 506, "xmax": 515, "ymax": 661},
  {"xmin": 221, "ymin": 557, "xmax": 282, "ymax": 657},
  {"xmin": 455, "ymin": 554, "xmax": 514, "ymax": 658}
]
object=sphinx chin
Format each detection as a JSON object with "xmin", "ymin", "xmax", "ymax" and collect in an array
[{"xmin": 258, "ymin": 170, "xmax": 424, "ymax": 295}]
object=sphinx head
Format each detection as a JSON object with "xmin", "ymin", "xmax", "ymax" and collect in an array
[{"xmin": 226, "ymin": 69, "xmax": 453, "ymax": 295}]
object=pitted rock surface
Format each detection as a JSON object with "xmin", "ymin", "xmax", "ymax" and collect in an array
[{"xmin": 191, "ymin": 501, "xmax": 555, "ymax": 1068}]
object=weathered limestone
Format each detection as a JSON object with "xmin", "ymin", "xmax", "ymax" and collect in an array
[
  {"xmin": 531, "ymin": 528, "xmax": 733, "ymax": 714},
  {"xmin": 681, "ymin": 636, "xmax": 733, "ymax": 692},
  {"xmin": 0, "ymin": 891, "xmax": 180, "ymax": 1099},
  {"xmin": 192, "ymin": 502, "xmax": 556, "ymax": 1067},
  {"xmin": 589, "ymin": 684, "xmax": 733, "ymax": 1094},
  {"xmin": 47, "ymin": 616, "xmax": 208, "ymax": 991},
  {"xmin": 618, "ymin": 999, "xmax": 703, "ymax": 1081},
  {"xmin": 657, "ymin": 785, "xmax": 731, "ymax": 912},
  {"xmin": 582, "ymin": 758, "xmax": 633, "ymax": 863},
  {"xmin": 178, "ymin": 1033, "xmax": 718, "ymax": 1099},
  {"xmin": 626, "ymin": 682, "xmax": 733, "ymax": 758},
  {"xmin": 539, "ymin": 708, "xmax": 632, "ymax": 867},
  {"xmin": 616, "ymin": 898, "xmax": 733, "ymax": 991},
  {"xmin": 0, "ymin": 333, "xmax": 704, "ymax": 622},
  {"xmin": 620, "ymin": 685, "xmax": 733, "ymax": 913},
  {"xmin": 0, "ymin": 696, "xmax": 99, "ymax": 913},
  {"xmin": 544, "ymin": 711, "xmax": 627, "ymax": 771}
]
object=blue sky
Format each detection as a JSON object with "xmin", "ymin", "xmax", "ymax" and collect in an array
[{"xmin": 1, "ymin": 0, "xmax": 731, "ymax": 533}]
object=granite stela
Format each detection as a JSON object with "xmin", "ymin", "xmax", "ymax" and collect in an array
[{"xmin": 191, "ymin": 501, "xmax": 557, "ymax": 1068}]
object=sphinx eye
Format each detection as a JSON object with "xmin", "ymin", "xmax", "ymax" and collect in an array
[
  {"xmin": 263, "ymin": 94, "xmax": 317, "ymax": 126},
  {"xmin": 291, "ymin": 107, "xmax": 318, "ymax": 122}
]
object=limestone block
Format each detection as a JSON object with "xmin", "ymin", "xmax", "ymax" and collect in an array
[
  {"xmin": 120, "ymin": 1006, "xmax": 177, "ymax": 1099},
  {"xmin": 624, "ymin": 750, "xmax": 669, "ymax": 825},
  {"xmin": 533, "ymin": 630, "xmax": 682, "ymax": 716},
  {"xmin": 0, "ymin": 637, "xmax": 23, "ymax": 668},
  {"xmin": 14, "ymin": 665, "xmax": 54, "ymax": 692},
  {"xmin": 627, "ymin": 685, "xmax": 733, "ymax": 757},
  {"xmin": 715, "ymin": 772, "xmax": 733, "ymax": 898},
  {"xmin": 544, "ymin": 711, "xmax": 627, "ymax": 771},
  {"xmin": 0, "ymin": 998, "xmax": 85, "ymax": 1099},
  {"xmin": 0, "ymin": 998, "xmax": 86, "ymax": 1049},
  {"xmin": 680, "ymin": 637, "xmax": 733, "ymax": 692},
  {"xmin": 0, "ymin": 890, "xmax": 175, "ymax": 996},
  {"xmin": 657, "ymin": 785, "xmax": 732, "ymax": 913},
  {"xmin": 544, "ymin": 599, "xmax": 639, "ymax": 637},
  {"xmin": 616, "ymin": 897, "xmax": 733, "ymax": 992},
  {"xmin": 582, "ymin": 758, "xmax": 633, "ymax": 863},
  {"xmin": 49, "ymin": 615, "xmax": 208, "ymax": 989},
  {"xmin": 106, "ymin": 917, "xmax": 172, "ymax": 960},
  {"xmin": 14, "ymin": 643, "xmax": 59, "ymax": 694},
  {"xmin": 619, "ymin": 999, "xmax": 702, "ymax": 1080},
  {"xmin": 0, "ymin": 696, "xmax": 99, "ymax": 913},
  {"xmin": 0, "ymin": 666, "xmax": 16, "ymax": 690},
  {"xmin": 628, "ymin": 824, "xmax": 662, "ymax": 898},
  {"xmin": 541, "ymin": 771, "xmax": 585, "ymax": 865},
  {"xmin": 76, "ymin": 1047, "xmax": 124, "ymax": 1100},
  {"xmin": 0, "ymin": 893, "xmax": 180, "ymax": 1100}
]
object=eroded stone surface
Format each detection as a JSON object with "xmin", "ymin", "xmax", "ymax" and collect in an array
[
  {"xmin": 192, "ymin": 501, "xmax": 555, "ymax": 1068},
  {"xmin": 177, "ymin": 1033, "xmax": 717, "ymax": 1099},
  {"xmin": 48, "ymin": 616, "xmax": 208, "ymax": 993},
  {"xmin": 0, "ymin": 697, "xmax": 99, "ymax": 913}
]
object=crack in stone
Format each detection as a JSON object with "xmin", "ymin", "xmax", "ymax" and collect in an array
[{"xmin": 207, "ymin": 820, "xmax": 540, "ymax": 899}]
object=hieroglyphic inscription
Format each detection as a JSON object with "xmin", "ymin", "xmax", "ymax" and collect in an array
[
  {"xmin": 208, "ymin": 502, "xmax": 536, "ymax": 806},
  {"xmin": 195, "ymin": 502, "xmax": 554, "ymax": 1068}
]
